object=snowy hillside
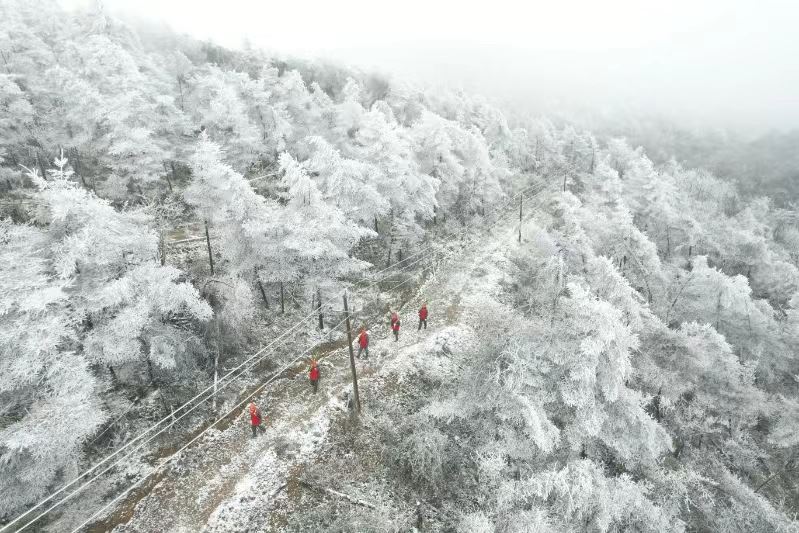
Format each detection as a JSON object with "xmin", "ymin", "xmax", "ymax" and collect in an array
[{"xmin": 1, "ymin": 1, "xmax": 799, "ymax": 532}]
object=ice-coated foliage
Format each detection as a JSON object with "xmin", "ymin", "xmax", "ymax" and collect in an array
[
  {"xmin": 0, "ymin": 151, "xmax": 211, "ymax": 514},
  {"xmin": 1, "ymin": 2, "xmax": 798, "ymax": 530},
  {"xmin": 0, "ymin": 221, "xmax": 105, "ymax": 516}
]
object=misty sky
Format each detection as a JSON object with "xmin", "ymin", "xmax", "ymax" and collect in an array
[{"xmin": 62, "ymin": 0, "xmax": 799, "ymax": 134}]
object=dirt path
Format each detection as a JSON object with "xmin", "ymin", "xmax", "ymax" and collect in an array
[
  {"xmin": 195, "ymin": 212, "xmax": 525, "ymax": 532},
  {"xmin": 106, "ymin": 310, "xmax": 447, "ymax": 532},
  {"xmin": 69, "ymin": 184, "xmax": 545, "ymax": 532}
]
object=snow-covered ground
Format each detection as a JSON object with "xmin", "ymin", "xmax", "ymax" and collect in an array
[{"xmin": 72, "ymin": 195, "xmax": 537, "ymax": 533}]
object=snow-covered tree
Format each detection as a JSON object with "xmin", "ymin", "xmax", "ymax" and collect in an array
[
  {"xmin": 0, "ymin": 220, "xmax": 105, "ymax": 516},
  {"xmin": 186, "ymin": 67, "xmax": 261, "ymax": 168},
  {"xmin": 29, "ymin": 152, "xmax": 212, "ymax": 374},
  {"xmin": 305, "ymin": 135, "xmax": 388, "ymax": 228},
  {"xmin": 276, "ymin": 151, "xmax": 372, "ymax": 283}
]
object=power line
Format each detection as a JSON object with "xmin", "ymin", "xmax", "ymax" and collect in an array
[
  {"xmin": 6, "ymin": 179, "xmax": 548, "ymax": 533},
  {"xmin": 4, "ymin": 253, "xmax": 430, "ymax": 533},
  {"xmin": 67, "ymin": 272, "xmax": 430, "ymax": 533},
  {"xmin": 70, "ymin": 183, "xmax": 555, "ymax": 532}
]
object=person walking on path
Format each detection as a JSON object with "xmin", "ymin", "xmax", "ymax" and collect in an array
[
  {"xmin": 418, "ymin": 303, "xmax": 428, "ymax": 330},
  {"xmin": 357, "ymin": 327, "xmax": 369, "ymax": 358},
  {"xmin": 390, "ymin": 311, "xmax": 401, "ymax": 342},
  {"xmin": 308, "ymin": 358, "xmax": 320, "ymax": 393},
  {"xmin": 247, "ymin": 401, "xmax": 265, "ymax": 438}
]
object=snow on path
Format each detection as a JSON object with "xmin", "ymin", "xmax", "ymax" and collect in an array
[{"xmin": 102, "ymin": 198, "xmax": 538, "ymax": 533}]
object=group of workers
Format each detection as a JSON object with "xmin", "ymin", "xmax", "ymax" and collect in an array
[{"xmin": 245, "ymin": 303, "xmax": 430, "ymax": 438}]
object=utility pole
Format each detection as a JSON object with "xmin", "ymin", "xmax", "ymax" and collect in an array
[
  {"xmin": 518, "ymin": 193, "xmax": 523, "ymax": 243},
  {"xmin": 204, "ymin": 220, "xmax": 214, "ymax": 275},
  {"xmin": 342, "ymin": 293, "xmax": 361, "ymax": 413},
  {"xmin": 213, "ymin": 320, "xmax": 220, "ymax": 412}
]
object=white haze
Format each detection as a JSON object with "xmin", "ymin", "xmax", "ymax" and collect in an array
[{"xmin": 62, "ymin": 0, "xmax": 799, "ymax": 134}]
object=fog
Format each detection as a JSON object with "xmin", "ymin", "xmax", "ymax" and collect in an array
[{"xmin": 63, "ymin": 0, "xmax": 799, "ymax": 134}]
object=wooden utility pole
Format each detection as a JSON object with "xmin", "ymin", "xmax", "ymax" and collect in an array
[
  {"xmin": 518, "ymin": 193, "xmax": 523, "ymax": 243},
  {"xmin": 342, "ymin": 293, "xmax": 361, "ymax": 413},
  {"xmin": 317, "ymin": 287, "xmax": 324, "ymax": 330},
  {"xmin": 213, "ymin": 320, "xmax": 220, "ymax": 412},
  {"xmin": 204, "ymin": 220, "xmax": 215, "ymax": 275}
]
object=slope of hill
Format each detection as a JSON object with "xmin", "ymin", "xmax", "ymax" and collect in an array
[{"xmin": 1, "ymin": 1, "xmax": 799, "ymax": 531}]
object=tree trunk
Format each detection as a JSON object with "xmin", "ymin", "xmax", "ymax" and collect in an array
[
  {"xmin": 36, "ymin": 150, "xmax": 47, "ymax": 179},
  {"xmin": 673, "ymin": 438, "xmax": 684, "ymax": 458},
  {"xmin": 0, "ymin": 49, "xmax": 10, "ymax": 74},
  {"xmin": 177, "ymin": 76, "xmax": 185, "ymax": 111},
  {"xmin": 374, "ymin": 215, "xmax": 378, "ymax": 233},
  {"xmin": 163, "ymin": 161, "xmax": 173, "ymax": 192},
  {"xmin": 665, "ymin": 227, "xmax": 671, "ymax": 259},
  {"xmin": 653, "ymin": 388, "xmax": 663, "ymax": 422},
  {"xmin": 170, "ymin": 161, "xmax": 178, "ymax": 190},
  {"xmin": 754, "ymin": 453, "xmax": 797, "ymax": 494},
  {"xmin": 204, "ymin": 220, "xmax": 215, "ymax": 275},
  {"xmin": 317, "ymin": 287, "xmax": 323, "ymax": 330},
  {"xmin": 146, "ymin": 358, "xmax": 156, "ymax": 386},
  {"xmin": 72, "ymin": 148, "xmax": 90, "ymax": 190},
  {"xmin": 159, "ymin": 230, "xmax": 166, "ymax": 266},
  {"xmin": 280, "ymin": 282, "xmax": 285, "ymax": 314},
  {"xmin": 256, "ymin": 277, "xmax": 269, "ymax": 309},
  {"xmin": 298, "ymin": 480, "xmax": 374, "ymax": 509}
]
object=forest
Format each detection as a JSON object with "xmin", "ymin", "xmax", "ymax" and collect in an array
[{"xmin": 1, "ymin": 0, "xmax": 798, "ymax": 531}]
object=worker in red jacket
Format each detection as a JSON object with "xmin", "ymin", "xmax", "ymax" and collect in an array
[
  {"xmin": 247, "ymin": 401, "xmax": 265, "ymax": 438},
  {"xmin": 418, "ymin": 303, "xmax": 428, "ymax": 330},
  {"xmin": 357, "ymin": 327, "xmax": 369, "ymax": 358},
  {"xmin": 390, "ymin": 311, "xmax": 401, "ymax": 341},
  {"xmin": 309, "ymin": 358, "xmax": 320, "ymax": 393}
]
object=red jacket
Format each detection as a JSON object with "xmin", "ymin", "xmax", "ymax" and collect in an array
[
  {"xmin": 309, "ymin": 365, "xmax": 320, "ymax": 381},
  {"xmin": 390, "ymin": 313, "xmax": 399, "ymax": 326},
  {"xmin": 392, "ymin": 319, "xmax": 401, "ymax": 331},
  {"xmin": 419, "ymin": 306, "xmax": 428, "ymax": 320},
  {"xmin": 249, "ymin": 404, "xmax": 262, "ymax": 426},
  {"xmin": 358, "ymin": 331, "xmax": 369, "ymax": 348}
]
